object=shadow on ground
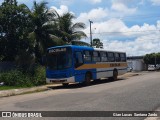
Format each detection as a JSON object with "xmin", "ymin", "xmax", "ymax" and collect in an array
[{"xmin": 47, "ymin": 77, "xmax": 126, "ymax": 90}]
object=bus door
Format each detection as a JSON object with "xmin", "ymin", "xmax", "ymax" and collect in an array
[{"xmin": 74, "ymin": 51, "xmax": 85, "ymax": 83}]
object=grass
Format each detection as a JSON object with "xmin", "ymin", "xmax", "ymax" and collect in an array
[{"xmin": 0, "ymin": 86, "xmax": 26, "ymax": 91}]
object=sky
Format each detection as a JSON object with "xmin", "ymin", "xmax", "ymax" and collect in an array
[{"xmin": 1, "ymin": 0, "xmax": 160, "ymax": 56}]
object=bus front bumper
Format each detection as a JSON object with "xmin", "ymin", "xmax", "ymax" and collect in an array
[{"xmin": 46, "ymin": 77, "xmax": 75, "ymax": 84}]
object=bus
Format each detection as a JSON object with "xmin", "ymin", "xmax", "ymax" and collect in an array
[{"xmin": 46, "ymin": 45, "xmax": 127, "ymax": 86}]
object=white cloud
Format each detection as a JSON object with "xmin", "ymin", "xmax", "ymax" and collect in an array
[
  {"xmin": 83, "ymin": 19, "xmax": 127, "ymax": 36},
  {"xmin": 103, "ymin": 35, "xmax": 160, "ymax": 56},
  {"xmin": 75, "ymin": 8, "xmax": 108, "ymax": 23},
  {"xmin": 49, "ymin": 5, "xmax": 69, "ymax": 16},
  {"xmin": 157, "ymin": 20, "xmax": 160, "ymax": 29},
  {"xmin": 111, "ymin": 2, "xmax": 137, "ymax": 15},
  {"xmin": 82, "ymin": 19, "xmax": 160, "ymax": 56},
  {"xmin": 150, "ymin": 0, "xmax": 160, "ymax": 6},
  {"xmin": 52, "ymin": 0, "xmax": 74, "ymax": 6},
  {"xmin": 111, "ymin": 0, "xmax": 140, "ymax": 6},
  {"xmin": 88, "ymin": 0, "xmax": 102, "ymax": 4}
]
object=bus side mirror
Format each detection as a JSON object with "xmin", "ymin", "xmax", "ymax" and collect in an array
[{"xmin": 41, "ymin": 55, "xmax": 47, "ymax": 66}]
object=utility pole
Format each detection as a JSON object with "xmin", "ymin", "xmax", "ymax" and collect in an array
[
  {"xmin": 155, "ymin": 54, "xmax": 157, "ymax": 68},
  {"xmin": 89, "ymin": 20, "xmax": 93, "ymax": 47}
]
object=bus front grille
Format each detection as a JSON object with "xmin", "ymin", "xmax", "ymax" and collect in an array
[{"xmin": 52, "ymin": 74, "xmax": 67, "ymax": 78}]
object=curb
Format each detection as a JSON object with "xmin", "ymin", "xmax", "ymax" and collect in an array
[{"xmin": 0, "ymin": 85, "xmax": 49, "ymax": 98}]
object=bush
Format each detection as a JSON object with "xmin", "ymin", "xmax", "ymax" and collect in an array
[
  {"xmin": 0, "ymin": 70, "xmax": 33, "ymax": 87},
  {"xmin": 0, "ymin": 65, "xmax": 46, "ymax": 87},
  {"xmin": 33, "ymin": 66, "xmax": 46, "ymax": 86}
]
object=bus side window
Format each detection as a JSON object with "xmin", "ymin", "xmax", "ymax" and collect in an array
[
  {"xmin": 93, "ymin": 51, "xmax": 101, "ymax": 62},
  {"xmin": 115, "ymin": 53, "xmax": 121, "ymax": 62},
  {"xmin": 100, "ymin": 52, "xmax": 107, "ymax": 62},
  {"xmin": 120, "ymin": 53, "xmax": 126, "ymax": 62},
  {"xmin": 74, "ymin": 52, "xmax": 83, "ymax": 68},
  {"xmin": 84, "ymin": 51, "xmax": 92, "ymax": 62},
  {"xmin": 108, "ymin": 52, "xmax": 115, "ymax": 62}
]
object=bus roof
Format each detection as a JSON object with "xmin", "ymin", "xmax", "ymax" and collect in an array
[
  {"xmin": 47, "ymin": 45, "xmax": 125, "ymax": 53},
  {"xmin": 47, "ymin": 45, "xmax": 93, "ymax": 51},
  {"xmin": 94, "ymin": 48, "xmax": 125, "ymax": 53}
]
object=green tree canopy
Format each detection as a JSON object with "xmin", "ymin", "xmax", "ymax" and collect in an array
[
  {"xmin": 92, "ymin": 38, "xmax": 103, "ymax": 48},
  {"xmin": 0, "ymin": 0, "xmax": 87, "ymax": 65},
  {"xmin": 29, "ymin": 1, "xmax": 65, "ymax": 63},
  {"xmin": 54, "ymin": 12, "xmax": 87, "ymax": 43},
  {"xmin": 144, "ymin": 53, "xmax": 160, "ymax": 65},
  {"xmin": 0, "ymin": 0, "xmax": 33, "ymax": 61}
]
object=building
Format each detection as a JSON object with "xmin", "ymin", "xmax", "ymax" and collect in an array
[{"xmin": 127, "ymin": 56, "xmax": 146, "ymax": 71}]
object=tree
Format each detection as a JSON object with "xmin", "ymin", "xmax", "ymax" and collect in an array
[
  {"xmin": 92, "ymin": 38, "xmax": 103, "ymax": 48},
  {"xmin": 0, "ymin": 0, "xmax": 33, "ymax": 61},
  {"xmin": 54, "ymin": 12, "xmax": 87, "ymax": 43},
  {"xmin": 144, "ymin": 53, "xmax": 160, "ymax": 65},
  {"xmin": 71, "ymin": 40, "xmax": 90, "ymax": 46},
  {"xmin": 29, "ymin": 1, "xmax": 64, "ymax": 63}
]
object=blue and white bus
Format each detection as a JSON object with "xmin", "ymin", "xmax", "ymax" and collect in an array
[{"xmin": 46, "ymin": 45, "xmax": 127, "ymax": 86}]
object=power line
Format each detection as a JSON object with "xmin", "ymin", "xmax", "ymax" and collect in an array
[{"xmin": 86, "ymin": 30, "xmax": 160, "ymax": 35}]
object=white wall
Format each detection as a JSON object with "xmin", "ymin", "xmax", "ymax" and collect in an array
[{"xmin": 127, "ymin": 60, "xmax": 145, "ymax": 71}]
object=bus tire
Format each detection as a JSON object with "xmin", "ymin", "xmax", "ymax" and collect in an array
[
  {"xmin": 84, "ymin": 73, "xmax": 91, "ymax": 86},
  {"xmin": 113, "ymin": 70, "xmax": 118, "ymax": 81},
  {"xmin": 109, "ymin": 70, "xmax": 118, "ymax": 81},
  {"xmin": 62, "ymin": 83, "xmax": 69, "ymax": 87}
]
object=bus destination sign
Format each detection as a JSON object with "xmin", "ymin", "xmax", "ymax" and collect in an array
[{"xmin": 49, "ymin": 48, "xmax": 66, "ymax": 53}]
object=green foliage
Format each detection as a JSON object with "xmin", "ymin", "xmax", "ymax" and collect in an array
[
  {"xmin": 0, "ymin": 70, "xmax": 33, "ymax": 87},
  {"xmin": 33, "ymin": 66, "xmax": 46, "ymax": 86},
  {"xmin": 0, "ymin": 0, "xmax": 87, "ymax": 64},
  {"xmin": 144, "ymin": 53, "xmax": 160, "ymax": 64},
  {"xmin": 71, "ymin": 40, "xmax": 90, "ymax": 47},
  {"xmin": 55, "ymin": 12, "xmax": 87, "ymax": 43},
  {"xmin": 29, "ymin": 1, "xmax": 65, "ymax": 62},
  {"xmin": 0, "ymin": 66, "xmax": 46, "ymax": 87},
  {"xmin": 93, "ymin": 38, "xmax": 103, "ymax": 48},
  {"xmin": 0, "ymin": 0, "xmax": 33, "ymax": 61}
]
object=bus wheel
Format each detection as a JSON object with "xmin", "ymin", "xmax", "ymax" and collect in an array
[
  {"xmin": 84, "ymin": 73, "xmax": 91, "ymax": 86},
  {"xmin": 113, "ymin": 70, "xmax": 118, "ymax": 81},
  {"xmin": 109, "ymin": 70, "xmax": 118, "ymax": 81},
  {"xmin": 62, "ymin": 83, "xmax": 69, "ymax": 87}
]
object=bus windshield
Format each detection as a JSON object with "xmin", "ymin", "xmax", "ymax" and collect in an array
[{"xmin": 47, "ymin": 48, "xmax": 72, "ymax": 70}]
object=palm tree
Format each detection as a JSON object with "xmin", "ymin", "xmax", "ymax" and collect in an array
[
  {"xmin": 29, "ymin": 2, "xmax": 87, "ymax": 62},
  {"xmin": 29, "ymin": 1, "xmax": 64, "ymax": 62},
  {"xmin": 54, "ymin": 12, "xmax": 87, "ymax": 43}
]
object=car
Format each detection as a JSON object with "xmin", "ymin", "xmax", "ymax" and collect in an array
[
  {"xmin": 148, "ymin": 65, "xmax": 156, "ymax": 71},
  {"xmin": 156, "ymin": 64, "xmax": 160, "ymax": 70}
]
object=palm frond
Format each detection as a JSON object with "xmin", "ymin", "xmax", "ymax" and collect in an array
[
  {"xmin": 72, "ymin": 22, "xmax": 86, "ymax": 31},
  {"xmin": 72, "ymin": 31, "xmax": 87, "ymax": 40}
]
